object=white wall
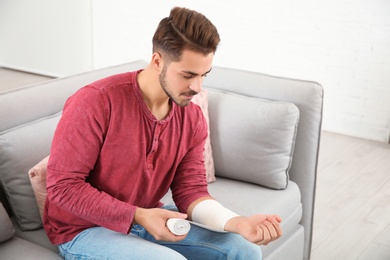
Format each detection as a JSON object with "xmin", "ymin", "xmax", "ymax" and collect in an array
[
  {"xmin": 1, "ymin": 0, "xmax": 389, "ymax": 142},
  {"xmin": 0, "ymin": 0, "xmax": 93, "ymax": 77},
  {"xmin": 93, "ymin": 0, "xmax": 390, "ymax": 142}
]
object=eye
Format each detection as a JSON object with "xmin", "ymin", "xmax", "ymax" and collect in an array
[{"xmin": 183, "ymin": 74, "xmax": 194, "ymax": 79}]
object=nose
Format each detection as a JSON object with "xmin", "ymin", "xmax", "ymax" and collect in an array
[{"xmin": 189, "ymin": 77, "xmax": 203, "ymax": 93}]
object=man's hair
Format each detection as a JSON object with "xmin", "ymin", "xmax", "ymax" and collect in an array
[{"xmin": 152, "ymin": 7, "xmax": 220, "ymax": 62}]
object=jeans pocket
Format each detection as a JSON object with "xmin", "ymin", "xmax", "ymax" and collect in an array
[{"xmin": 130, "ymin": 224, "xmax": 143, "ymax": 236}]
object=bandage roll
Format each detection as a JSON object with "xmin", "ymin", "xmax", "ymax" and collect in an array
[{"xmin": 166, "ymin": 218, "xmax": 191, "ymax": 235}]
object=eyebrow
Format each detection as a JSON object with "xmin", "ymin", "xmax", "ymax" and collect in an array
[{"xmin": 182, "ymin": 68, "xmax": 213, "ymax": 77}]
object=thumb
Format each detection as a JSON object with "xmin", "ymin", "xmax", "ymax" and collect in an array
[{"xmin": 266, "ymin": 215, "xmax": 282, "ymax": 223}]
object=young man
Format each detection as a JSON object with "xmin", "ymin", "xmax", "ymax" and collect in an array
[{"xmin": 44, "ymin": 7, "xmax": 282, "ymax": 259}]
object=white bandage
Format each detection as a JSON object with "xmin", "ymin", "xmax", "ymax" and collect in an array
[
  {"xmin": 166, "ymin": 218, "xmax": 191, "ymax": 235},
  {"xmin": 191, "ymin": 199, "xmax": 239, "ymax": 232}
]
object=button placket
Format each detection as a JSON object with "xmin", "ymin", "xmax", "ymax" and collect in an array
[{"xmin": 147, "ymin": 123, "xmax": 162, "ymax": 170}]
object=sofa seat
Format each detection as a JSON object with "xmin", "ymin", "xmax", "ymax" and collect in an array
[
  {"xmin": 12, "ymin": 218, "xmax": 58, "ymax": 253},
  {"xmin": 208, "ymin": 178, "xmax": 303, "ymax": 258},
  {"xmin": 13, "ymin": 178, "xmax": 301, "ymax": 259},
  {"xmin": 0, "ymin": 236, "xmax": 62, "ymax": 259},
  {"xmin": 161, "ymin": 178, "xmax": 303, "ymax": 259},
  {"xmin": 208, "ymin": 178, "xmax": 302, "ymax": 233},
  {"xmin": 163, "ymin": 178, "xmax": 301, "ymax": 235}
]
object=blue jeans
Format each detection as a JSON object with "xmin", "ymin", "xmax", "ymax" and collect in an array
[{"xmin": 58, "ymin": 207, "xmax": 262, "ymax": 260}]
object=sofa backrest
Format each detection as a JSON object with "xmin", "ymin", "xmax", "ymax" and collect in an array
[{"xmin": 0, "ymin": 61, "xmax": 149, "ymax": 133}]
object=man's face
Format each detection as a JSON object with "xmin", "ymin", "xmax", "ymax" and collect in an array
[{"xmin": 159, "ymin": 50, "xmax": 214, "ymax": 107}]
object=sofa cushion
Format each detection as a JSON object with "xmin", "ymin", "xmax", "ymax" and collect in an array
[
  {"xmin": 12, "ymin": 217, "xmax": 58, "ymax": 253},
  {"xmin": 0, "ymin": 202, "xmax": 15, "ymax": 242},
  {"xmin": 207, "ymin": 178, "xmax": 302, "ymax": 235},
  {"xmin": 0, "ymin": 112, "xmax": 61, "ymax": 231},
  {"xmin": 0, "ymin": 236, "xmax": 62, "ymax": 259},
  {"xmin": 207, "ymin": 88, "xmax": 299, "ymax": 189},
  {"xmin": 161, "ymin": 178, "xmax": 302, "ymax": 239},
  {"xmin": 191, "ymin": 89, "xmax": 215, "ymax": 183},
  {"xmin": 28, "ymin": 156, "xmax": 50, "ymax": 220}
]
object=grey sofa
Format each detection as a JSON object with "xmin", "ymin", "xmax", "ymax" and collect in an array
[{"xmin": 0, "ymin": 60, "xmax": 323, "ymax": 260}]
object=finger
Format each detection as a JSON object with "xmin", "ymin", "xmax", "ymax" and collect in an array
[
  {"xmin": 271, "ymin": 218, "xmax": 283, "ymax": 237},
  {"xmin": 274, "ymin": 215, "xmax": 282, "ymax": 223},
  {"xmin": 257, "ymin": 224, "xmax": 271, "ymax": 245},
  {"xmin": 266, "ymin": 214, "xmax": 282, "ymax": 223},
  {"xmin": 254, "ymin": 225, "xmax": 265, "ymax": 245},
  {"xmin": 157, "ymin": 226, "xmax": 188, "ymax": 242},
  {"xmin": 262, "ymin": 223, "xmax": 272, "ymax": 244},
  {"xmin": 263, "ymin": 221, "xmax": 278, "ymax": 241},
  {"xmin": 163, "ymin": 210, "xmax": 187, "ymax": 220},
  {"xmin": 166, "ymin": 229, "xmax": 188, "ymax": 241}
]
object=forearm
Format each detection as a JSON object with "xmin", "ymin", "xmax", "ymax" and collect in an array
[
  {"xmin": 188, "ymin": 197, "xmax": 283, "ymax": 245},
  {"xmin": 187, "ymin": 196, "xmax": 214, "ymax": 220},
  {"xmin": 187, "ymin": 197, "xmax": 239, "ymax": 231},
  {"xmin": 46, "ymin": 167, "xmax": 135, "ymax": 233}
]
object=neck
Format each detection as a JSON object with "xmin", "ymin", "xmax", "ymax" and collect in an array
[{"xmin": 137, "ymin": 65, "xmax": 171, "ymax": 120}]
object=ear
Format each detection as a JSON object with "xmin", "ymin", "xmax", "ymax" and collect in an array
[{"xmin": 151, "ymin": 52, "xmax": 164, "ymax": 73}]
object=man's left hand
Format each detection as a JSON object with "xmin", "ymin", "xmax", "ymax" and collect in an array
[{"xmin": 224, "ymin": 214, "xmax": 282, "ymax": 245}]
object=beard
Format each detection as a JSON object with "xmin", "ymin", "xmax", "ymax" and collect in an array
[{"xmin": 159, "ymin": 65, "xmax": 198, "ymax": 107}]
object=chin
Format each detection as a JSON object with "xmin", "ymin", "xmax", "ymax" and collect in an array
[{"xmin": 173, "ymin": 99, "xmax": 191, "ymax": 107}]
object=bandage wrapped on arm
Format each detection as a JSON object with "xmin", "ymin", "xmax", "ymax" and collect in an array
[{"xmin": 191, "ymin": 199, "xmax": 239, "ymax": 232}]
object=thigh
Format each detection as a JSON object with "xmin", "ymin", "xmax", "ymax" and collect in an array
[
  {"xmin": 137, "ymin": 222, "xmax": 263, "ymax": 260},
  {"xmin": 58, "ymin": 227, "xmax": 186, "ymax": 260}
]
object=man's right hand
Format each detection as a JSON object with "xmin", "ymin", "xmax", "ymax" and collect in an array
[{"xmin": 134, "ymin": 207, "xmax": 188, "ymax": 242}]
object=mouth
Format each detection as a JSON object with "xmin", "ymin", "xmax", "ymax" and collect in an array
[
  {"xmin": 182, "ymin": 91, "xmax": 198, "ymax": 100},
  {"xmin": 184, "ymin": 94, "xmax": 194, "ymax": 100}
]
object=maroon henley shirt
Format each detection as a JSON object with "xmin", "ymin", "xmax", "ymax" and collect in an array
[{"xmin": 44, "ymin": 71, "xmax": 210, "ymax": 245}]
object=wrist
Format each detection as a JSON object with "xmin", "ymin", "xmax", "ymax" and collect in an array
[
  {"xmin": 133, "ymin": 207, "xmax": 146, "ymax": 225},
  {"xmin": 224, "ymin": 216, "xmax": 245, "ymax": 233}
]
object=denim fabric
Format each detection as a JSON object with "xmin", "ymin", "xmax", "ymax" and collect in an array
[
  {"xmin": 58, "ymin": 227, "xmax": 186, "ymax": 260},
  {"xmin": 58, "ymin": 206, "xmax": 262, "ymax": 260}
]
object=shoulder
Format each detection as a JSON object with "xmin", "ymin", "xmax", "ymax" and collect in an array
[
  {"xmin": 68, "ymin": 71, "xmax": 138, "ymax": 104},
  {"xmin": 88, "ymin": 71, "xmax": 137, "ymax": 92}
]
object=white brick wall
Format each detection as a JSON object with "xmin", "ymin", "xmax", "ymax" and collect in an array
[{"xmin": 92, "ymin": 0, "xmax": 390, "ymax": 142}]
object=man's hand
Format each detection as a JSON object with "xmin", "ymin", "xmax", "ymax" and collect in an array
[
  {"xmin": 224, "ymin": 214, "xmax": 282, "ymax": 245},
  {"xmin": 133, "ymin": 207, "xmax": 188, "ymax": 242}
]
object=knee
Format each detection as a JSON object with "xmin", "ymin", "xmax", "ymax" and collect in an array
[
  {"xmin": 226, "ymin": 235, "xmax": 262, "ymax": 260},
  {"xmin": 240, "ymin": 243, "xmax": 262, "ymax": 260}
]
